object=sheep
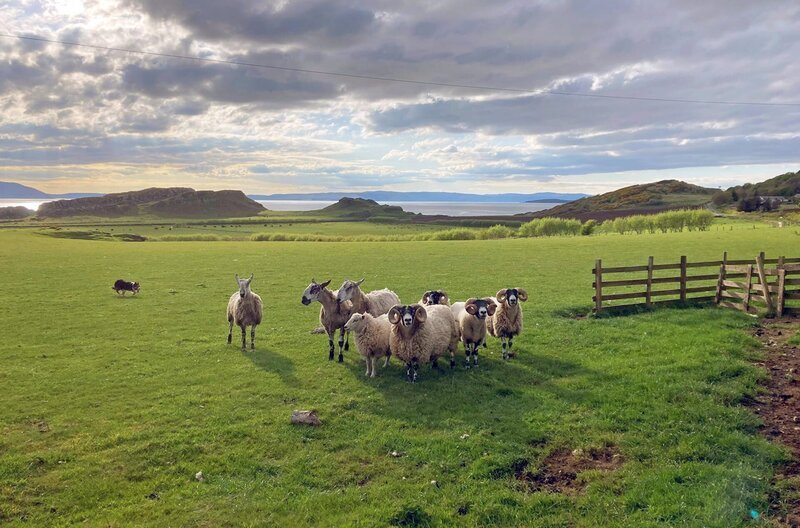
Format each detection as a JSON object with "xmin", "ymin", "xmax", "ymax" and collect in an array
[
  {"xmin": 336, "ymin": 278, "xmax": 400, "ymax": 316},
  {"xmin": 301, "ymin": 279, "xmax": 352, "ymax": 362},
  {"xmin": 486, "ymin": 287, "xmax": 528, "ymax": 360},
  {"xmin": 420, "ymin": 290, "xmax": 449, "ymax": 306},
  {"xmin": 387, "ymin": 304, "xmax": 459, "ymax": 382},
  {"xmin": 344, "ymin": 312, "xmax": 392, "ymax": 377},
  {"xmin": 450, "ymin": 298, "xmax": 497, "ymax": 368},
  {"xmin": 227, "ymin": 274, "xmax": 263, "ymax": 352}
]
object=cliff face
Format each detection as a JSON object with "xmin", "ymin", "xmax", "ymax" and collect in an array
[{"xmin": 37, "ymin": 188, "xmax": 266, "ymax": 218}]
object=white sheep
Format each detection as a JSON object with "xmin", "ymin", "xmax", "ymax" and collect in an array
[
  {"xmin": 301, "ymin": 279, "xmax": 352, "ymax": 362},
  {"xmin": 486, "ymin": 288, "xmax": 528, "ymax": 360},
  {"xmin": 419, "ymin": 290, "xmax": 449, "ymax": 306},
  {"xmin": 451, "ymin": 298, "xmax": 497, "ymax": 367},
  {"xmin": 336, "ymin": 278, "xmax": 400, "ymax": 316},
  {"xmin": 387, "ymin": 304, "xmax": 459, "ymax": 382},
  {"xmin": 227, "ymin": 274, "xmax": 263, "ymax": 352},
  {"xmin": 344, "ymin": 312, "xmax": 392, "ymax": 377}
]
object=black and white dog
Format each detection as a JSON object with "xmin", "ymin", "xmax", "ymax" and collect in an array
[{"xmin": 112, "ymin": 279, "xmax": 140, "ymax": 295}]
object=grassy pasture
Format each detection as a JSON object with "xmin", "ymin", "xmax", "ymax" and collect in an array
[{"xmin": 0, "ymin": 225, "xmax": 797, "ymax": 526}]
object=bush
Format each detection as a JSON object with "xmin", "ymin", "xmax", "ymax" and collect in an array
[
  {"xmin": 581, "ymin": 219, "xmax": 597, "ymax": 236},
  {"xmin": 429, "ymin": 228, "xmax": 477, "ymax": 240},
  {"xmin": 518, "ymin": 217, "xmax": 582, "ymax": 237},
  {"xmin": 599, "ymin": 209, "xmax": 714, "ymax": 235},
  {"xmin": 482, "ymin": 224, "xmax": 514, "ymax": 239}
]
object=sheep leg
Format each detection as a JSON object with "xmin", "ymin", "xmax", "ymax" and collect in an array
[
  {"xmin": 473, "ymin": 343, "xmax": 479, "ymax": 366},
  {"xmin": 240, "ymin": 326, "xmax": 247, "ymax": 352},
  {"xmin": 344, "ymin": 331, "xmax": 350, "ymax": 351},
  {"xmin": 365, "ymin": 356, "xmax": 371, "ymax": 377},
  {"xmin": 227, "ymin": 320, "xmax": 233, "ymax": 344},
  {"xmin": 464, "ymin": 342, "xmax": 471, "ymax": 368},
  {"xmin": 508, "ymin": 336, "xmax": 514, "ymax": 356},
  {"xmin": 250, "ymin": 325, "xmax": 256, "ymax": 350},
  {"xmin": 405, "ymin": 362, "xmax": 413, "ymax": 382},
  {"xmin": 501, "ymin": 337, "xmax": 508, "ymax": 360},
  {"xmin": 412, "ymin": 358, "xmax": 419, "ymax": 383},
  {"xmin": 431, "ymin": 358, "xmax": 442, "ymax": 372},
  {"xmin": 370, "ymin": 357, "xmax": 377, "ymax": 378},
  {"xmin": 337, "ymin": 329, "xmax": 345, "ymax": 363},
  {"xmin": 383, "ymin": 352, "xmax": 391, "ymax": 367},
  {"xmin": 327, "ymin": 331, "xmax": 335, "ymax": 361}
]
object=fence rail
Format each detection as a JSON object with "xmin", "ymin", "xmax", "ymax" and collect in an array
[{"xmin": 592, "ymin": 252, "xmax": 800, "ymax": 314}]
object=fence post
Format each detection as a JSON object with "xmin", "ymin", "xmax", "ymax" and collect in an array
[
  {"xmin": 680, "ymin": 256, "xmax": 687, "ymax": 302},
  {"xmin": 715, "ymin": 264, "xmax": 725, "ymax": 304},
  {"xmin": 594, "ymin": 259, "xmax": 603, "ymax": 313},
  {"xmin": 723, "ymin": 251, "xmax": 728, "ymax": 266},
  {"xmin": 646, "ymin": 256, "xmax": 654, "ymax": 308},
  {"xmin": 743, "ymin": 265, "xmax": 753, "ymax": 313},
  {"xmin": 755, "ymin": 253, "xmax": 774, "ymax": 315},
  {"xmin": 777, "ymin": 268, "xmax": 786, "ymax": 317}
]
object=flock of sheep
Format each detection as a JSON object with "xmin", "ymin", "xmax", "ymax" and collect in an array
[{"xmin": 227, "ymin": 275, "xmax": 527, "ymax": 382}]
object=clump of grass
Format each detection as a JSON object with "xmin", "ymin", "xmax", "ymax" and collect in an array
[{"xmin": 427, "ymin": 228, "xmax": 478, "ymax": 240}]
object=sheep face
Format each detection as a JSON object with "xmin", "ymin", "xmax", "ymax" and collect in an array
[
  {"xmin": 344, "ymin": 312, "xmax": 366, "ymax": 332},
  {"xmin": 388, "ymin": 304, "xmax": 427, "ymax": 328},
  {"xmin": 465, "ymin": 298, "xmax": 497, "ymax": 319},
  {"xmin": 336, "ymin": 278, "xmax": 365, "ymax": 303},
  {"xmin": 301, "ymin": 279, "xmax": 331, "ymax": 305},
  {"xmin": 235, "ymin": 273, "xmax": 254, "ymax": 299},
  {"xmin": 496, "ymin": 288, "xmax": 528, "ymax": 306},
  {"xmin": 421, "ymin": 290, "xmax": 449, "ymax": 305}
]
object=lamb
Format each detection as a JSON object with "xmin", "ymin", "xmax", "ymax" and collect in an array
[
  {"xmin": 420, "ymin": 290, "xmax": 449, "ymax": 306},
  {"xmin": 450, "ymin": 298, "xmax": 497, "ymax": 368},
  {"xmin": 336, "ymin": 278, "xmax": 400, "ymax": 316},
  {"xmin": 226, "ymin": 274, "xmax": 263, "ymax": 352},
  {"xmin": 344, "ymin": 312, "xmax": 392, "ymax": 377},
  {"xmin": 301, "ymin": 279, "xmax": 352, "ymax": 362},
  {"xmin": 387, "ymin": 304, "xmax": 459, "ymax": 382},
  {"xmin": 486, "ymin": 287, "xmax": 528, "ymax": 360}
]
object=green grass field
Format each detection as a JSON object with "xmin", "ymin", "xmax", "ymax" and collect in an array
[{"xmin": 0, "ymin": 224, "xmax": 797, "ymax": 526}]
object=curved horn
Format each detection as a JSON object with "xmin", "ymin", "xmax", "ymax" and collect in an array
[
  {"xmin": 388, "ymin": 306, "xmax": 402, "ymax": 325},
  {"xmin": 440, "ymin": 291, "xmax": 449, "ymax": 305},
  {"xmin": 422, "ymin": 291, "xmax": 431, "ymax": 304},
  {"xmin": 496, "ymin": 288, "xmax": 508, "ymax": 303},
  {"xmin": 517, "ymin": 288, "xmax": 528, "ymax": 302},
  {"xmin": 320, "ymin": 279, "xmax": 331, "ymax": 288},
  {"xmin": 465, "ymin": 303, "xmax": 478, "ymax": 316},
  {"xmin": 413, "ymin": 304, "xmax": 427, "ymax": 324}
]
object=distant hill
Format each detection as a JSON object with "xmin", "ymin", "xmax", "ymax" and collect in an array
[
  {"xmin": 531, "ymin": 180, "xmax": 715, "ymax": 220},
  {"xmin": 250, "ymin": 191, "xmax": 588, "ymax": 203},
  {"xmin": 38, "ymin": 188, "xmax": 266, "ymax": 218},
  {"xmin": 0, "ymin": 206, "xmax": 35, "ymax": 219},
  {"xmin": 0, "ymin": 181, "xmax": 101, "ymax": 199},
  {"xmin": 316, "ymin": 197, "xmax": 416, "ymax": 221},
  {"xmin": 712, "ymin": 170, "xmax": 800, "ymax": 209}
]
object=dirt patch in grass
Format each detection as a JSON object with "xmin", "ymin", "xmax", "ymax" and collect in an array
[
  {"xmin": 749, "ymin": 318, "xmax": 800, "ymax": 525},
  {"xmin": 515, "ymin": 445, "xmax": 622, "ymax": 494}
]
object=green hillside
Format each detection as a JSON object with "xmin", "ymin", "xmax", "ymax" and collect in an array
[
  {"xmin": 531, "ymin": 180, "xmax": 715, "ymax": 220},
  {"xmin": 713, "ymin": 170, "xmax": 800, "ymax": 210}
]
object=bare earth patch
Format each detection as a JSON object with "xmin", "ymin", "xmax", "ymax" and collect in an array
[
  {"xmin": 749, "ymin": 318, "xmax": 800, "ymax": 526},
  {"xmin": 516, "ymin": 446, "xmax": 623, "ymax": 494}
]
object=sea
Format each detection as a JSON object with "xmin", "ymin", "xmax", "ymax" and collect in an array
[{"xmin": 0, "ymin": 198, "xmax": 560, "ymax": 217}]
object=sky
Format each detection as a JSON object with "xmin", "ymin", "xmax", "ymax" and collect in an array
[{"xmin": 1, "ymin": 0, "xmax": 799, "ymax": 195}]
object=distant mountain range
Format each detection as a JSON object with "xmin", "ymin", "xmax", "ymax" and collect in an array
[
  {"xmin": 248, "ymin": 191, "xmax": 589, "ymax": 203},
  {"xmin": 2, "ymin": 182, "xmax": 589, "ymax": 204},
  {"xmin": 0, "ymin": 181, "xmax": 101, "ymax": 199}
]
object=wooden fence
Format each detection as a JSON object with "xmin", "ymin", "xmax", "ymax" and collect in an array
[
  {"xmin": 593, "ymin": 252, "xmax": 800, "ymax": 314},
  {"xmin": 716, "ymin": 257, "xmax": 800, "ymax": 316}
]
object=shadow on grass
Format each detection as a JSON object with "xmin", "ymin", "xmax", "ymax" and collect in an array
[
  {"xmin": 351, "ymin": 342, "xmax": 613, "ymax": 434},
  {"xmin": 245, "ymin": 347, "xmax": 299, "ymax": 385},
  {"xmin": 590, "ymin": 300, "xmax": 717, "ymax": 319}
]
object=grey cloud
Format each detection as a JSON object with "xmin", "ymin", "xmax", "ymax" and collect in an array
[{"xmin": 128, "ymin": 0, "xmax": 377, "ymax": 46}]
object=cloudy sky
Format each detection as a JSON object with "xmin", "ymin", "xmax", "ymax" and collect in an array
[{"xmin": 1, "ymin": 0, "xmax": 799, "ymax": 195}]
